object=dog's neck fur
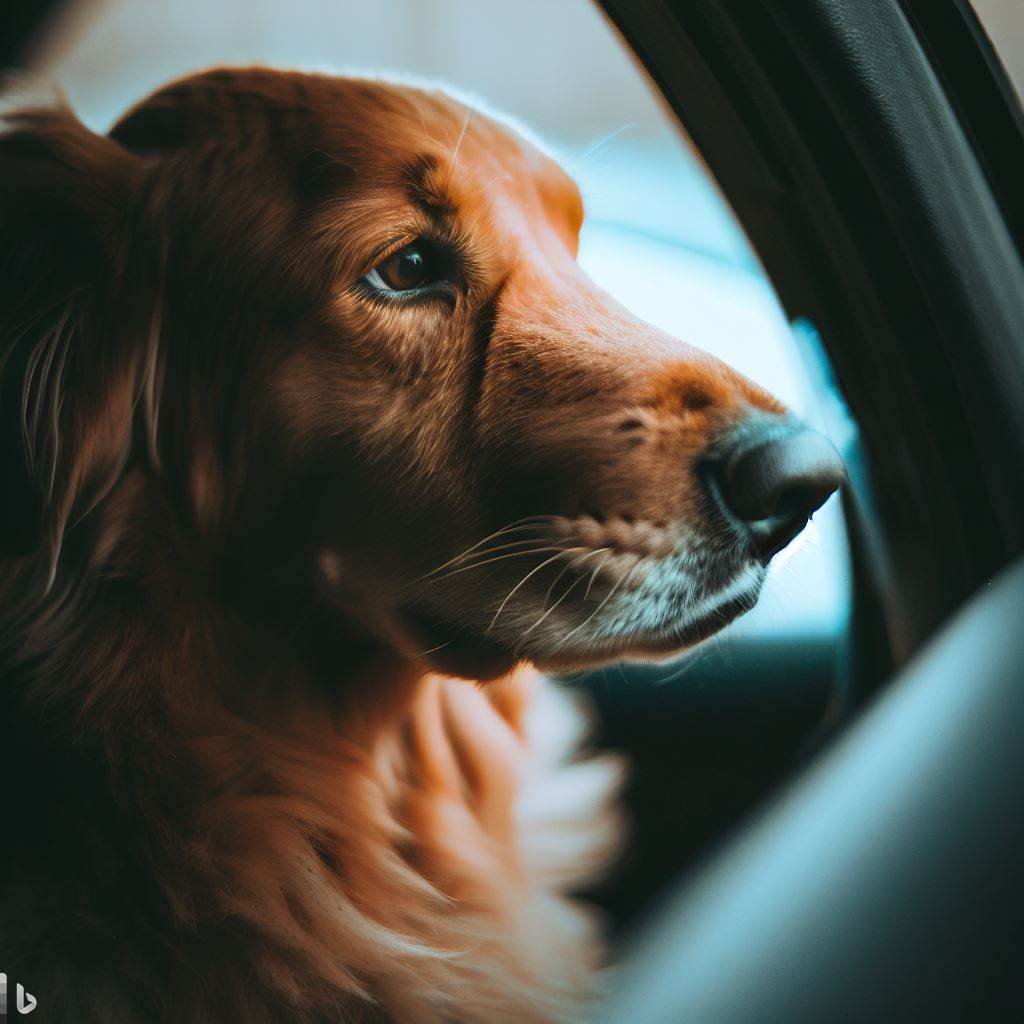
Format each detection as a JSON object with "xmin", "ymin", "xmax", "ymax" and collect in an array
[{"xmin": 1, "ymin": 468, "xmax": 620, "ymax": 1023}]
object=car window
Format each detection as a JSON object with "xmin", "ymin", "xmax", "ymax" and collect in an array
[{"xmin": 971, "ymin": 0, "xmax": 1024, "ymax": 104}]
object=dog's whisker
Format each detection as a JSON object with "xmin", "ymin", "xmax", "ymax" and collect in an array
[
  {"xmin": 486, "ymin": 551, "xmax": 571, "ymax": 634},
  {"xmin": 652, "ymin": 649, "xmax": 704, "ymax": 686},
  {"xmin": 420, "ymin": 538, "xmax": 568, "ymax": 584},
  {"xmin": 540, "ymin": 546, "xmax": 609, "ymax": 610},
  {"xmin": 460, "ymin": 171, "xmax": 513, "ymax": 200},
  {"xmin": 412, "ymin": 98, "xmax": 442, "ymax": 149},
  {"xmin": 516, "ymin": 551, "xmax": 605, "ymax": 646},
  {"xmin": 412, "ymin": 516, "xmax": 554, "ymax": 582},
  {"xmin": 416, "ymin": 640, "xmax": 454, "ymax": 659},
  {"xmin": 571, "ymin": 121, "xmax": 642, "ymax": 169},
  {"xmin": 414, "ymin": 531, "xmax": 540, "ymax": 583},
  {"xmin": 427, "ymin": 546, "xmax": 565, "ymax": 586},
  {"xmin": 581, "ymin": 551, "xmax": 617, "ymax": 604},
  {"xmin": 554, "ymin": 561, "xmax": 638, "ymax": 652},
  {"xmin": 446, "ymin": 107, "xmax": 472, "ymax": 188},
  {"xmin": 440, "ymin": 534, "xmax": 568, "ymax": 573}
]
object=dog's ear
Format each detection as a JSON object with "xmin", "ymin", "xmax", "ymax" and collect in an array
[{"xmin": 0, "ymin": 104, "xmax": 149, "ymax": 559}]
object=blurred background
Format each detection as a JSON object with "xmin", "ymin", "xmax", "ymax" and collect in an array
[{"xmin": 26, "ymin": 0, "xmax": 852, "ymax": 653}]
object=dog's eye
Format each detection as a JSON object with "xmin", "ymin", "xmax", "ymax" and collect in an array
[{"xmin": 363, "ymin": 240, "xmax": 452, "ymax": 295}]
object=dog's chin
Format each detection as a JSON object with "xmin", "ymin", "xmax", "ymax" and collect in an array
[
  {"xmin": 401, "ymin": 566, "xmax": 764, "ymax": 679},
  {"xmin": 524, "ymin": 598, "xmax": 749, "ymax": 675},
  {"xmin": 399, "ymin": 605, "xmax": 521, "ymax": 681},
  {"xmin": 528, "ymin": 582, "xmax": 760, "ymax": 673}
]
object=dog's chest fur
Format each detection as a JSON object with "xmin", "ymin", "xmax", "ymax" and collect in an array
[{"xmin": 1, "ymin": 594, "xmax": 622, "ymax": 1024}]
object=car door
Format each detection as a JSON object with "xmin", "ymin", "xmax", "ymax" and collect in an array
[
  {"xmin": 597, "ymin": 556, "xmax": 1024, "ymax": 1022},
  {"xmin": 590, "ymin": 0, "xmax": 1024, "ymax": 1017}
]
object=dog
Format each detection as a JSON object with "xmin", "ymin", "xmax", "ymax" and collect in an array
[{"xmin": 0, "ymin": 68, "xmax": 841, "ymax": 1022}]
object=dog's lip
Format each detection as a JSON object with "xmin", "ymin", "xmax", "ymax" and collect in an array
[
  {"xmin": 532, "ymin": 564, "xmax": 764, "ymax": 669},
  {"xmin": 642, "ymin": 584, "xmax": 758, "ymax": 652},
  {"xmin": 401, "ymin": 556, "xmax": 763, "ymax": 675},
  {"xmin": 649, "ymin": 565, "xmax": 765, "ymax": 650}
]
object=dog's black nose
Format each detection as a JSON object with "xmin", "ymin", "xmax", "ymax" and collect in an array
[{"xmin": 706, "ymin": 422, "xmax": 845, "ymax": 563}]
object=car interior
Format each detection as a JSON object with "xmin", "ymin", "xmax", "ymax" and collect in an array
[{"xmin": 2, "ymin": 0, "xmax": 1023, "ymax": 1020}]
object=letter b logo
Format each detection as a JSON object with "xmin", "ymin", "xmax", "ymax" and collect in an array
[
  {"xmin": 0, "ymin": 972, "xmax": 38, "ymax": 1015},
  {"xmin": 15, "ymin": 982, "xmax": 36, "ymax": 1015}
]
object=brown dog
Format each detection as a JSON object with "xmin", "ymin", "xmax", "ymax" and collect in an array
[{"xmin": 0, "ymin": 68, "xmax": 841, "ymax": 1022}]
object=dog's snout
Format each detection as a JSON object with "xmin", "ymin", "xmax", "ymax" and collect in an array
[{"xmin": 705, "ymin": 422, "xmax": 845, "ymax": 563}]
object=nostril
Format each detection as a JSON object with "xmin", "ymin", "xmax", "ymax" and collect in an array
[
  {"xmin": 708, "ymin": 423, "xmax": 844, "ymax": 563},
  {"xmin": 773, "ymin": 484, "xmax": 831, "ymax": 523}
]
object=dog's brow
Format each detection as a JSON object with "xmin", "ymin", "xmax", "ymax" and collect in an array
[{"xmin": 402, "ymin": 153, "xmax": 458, "ymax": 221}]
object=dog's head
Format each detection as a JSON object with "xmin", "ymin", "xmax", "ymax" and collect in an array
[{"xmin": 0, "ymin": 69, "xmax": 842, "ymax": 678}]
